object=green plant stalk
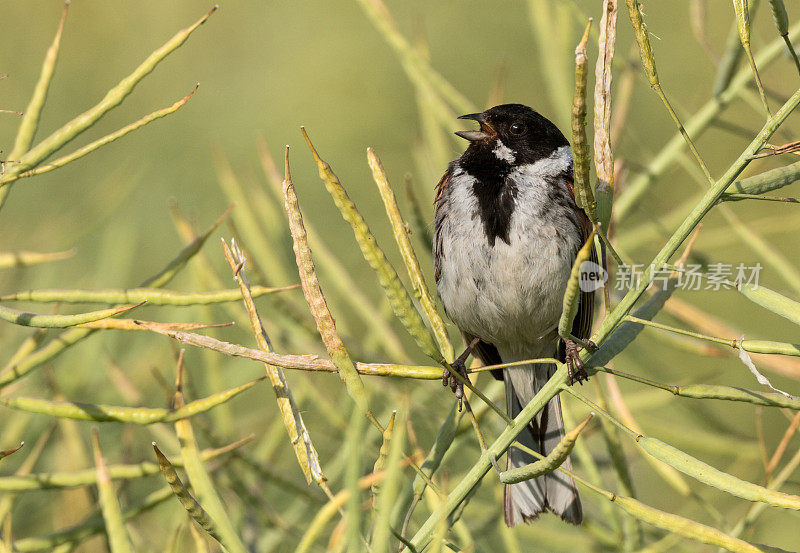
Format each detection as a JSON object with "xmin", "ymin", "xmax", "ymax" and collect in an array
[
  {"xmin": 566, "ymin": 384, "xmax": 641, "ymax": 548},
  {"xmin": 280, "ymin": 172, "xmax": 448, "ymax": 516},
  {"xmin": 371, "ymin": 410, "xmax": 406, "ymax": 553},
  {"xmin": 357, "ymin": 0, "xmax": 464, "ymax": 149},
  {"xmin": 371, "ymin": 411, "xmax": 397, "ymax": 506},
  {"xmin": 12, "ymin": 486, "xmax": 173, "ymax": 552},
  {"xmin": 2, "ymin": 327, "xmax": 46, "ymax": 379},
  {"xmin": 0, "ymin": 207, "xmax": 230, "ymax": 389},
  {"xmin": 92, "ymin": 432, "xmax": 135, "ymax": 553},
  {"xmin": 392, "ymin": 404, "xmax": 462, "ymax": 530},
  {"xmin": 0, "ymin": 425, "xmax": 55, "ymax": 526},
  {"xmin": 721, "ymin": 193, "xmax": 799, "ymax": 203},
  {"xmin": 143, "ymin": 205, "xmax": 232, "ymax": 289},
  {"xmin": 10, "ymin": 87, "xmax": 198, "ymax": 183},
  {"xmin": 0, "ymin": 437, "xmax": 251, "ymax": 492},
  {"xmin": 625, "ymin": 314, "xmax": 800, "ymax": 357},
  {"xmin": 368, "ymin": 148, "xmax": 454, "ymax": 363},
  {"xmin": 404, "ymin": 175, "xmax": 434, "ymax": 251},
  {"xmin": 734, "ymin": 0, "xmax": 771, "ymax": 115},
  {"xmin": 0, "ymin": 301, "xmax": 142, "ymax": 328},
  {"xmin": 213, "ymin": 150, "xmax": 294, "ymax": 286},
  {"xmin": 168, "ymin": 202, "xmax": 319, "ymax": 353},
  {"xmin": 173, "ymin": 387, "xmax": 248, "ymax": 553},
  {"xmin": 354, "ymin": 0, "xmax": 475, "ymax": 116},
  {"xmin": 301, "ymin": 129, "xmax": 443, "ymax": 364},
  {"xmin": 1, "ymin": 284, "xmax": 300, "ymax": 305},
  {"xmin": 625, "ymin": 0, "xmax": 715, "ymax": 185},
  {"xmin": 308, "ymin": 224, "xmax": 412, "ymax": 362},
  {"xmin": 1, "ymin": 377, "xmax": 263, "ymax": 424},
  {"xmin": 601, "ymin": 493, "xmax": 776, "ymax": 553},
  {"xmin": 727, "ymin": 445, "xmax": 800, "ymax": 539},
  {"xmin": 622, "ymin": 157, "xmax": 800, "ymax": 253},
  {"xmin": 295, "ymin": 463, "xmax": 401, "ymax": 553},
  {"xmin": 0, "ymin": 249, "xmax": 74, "ymax": 269},
  {"xmin": 583, "ymin": 378, "xmax": 704, "ymax": 506},
  {"xmin": 345, "ymin": 407, "xmax": 368, "ymax": 552},
  {"xmin": 685, "ymin": 153, "xmax": 800, "ymax": 294},
  {"xmin": 0, "ymin": 6, "xmax": 217, "ymax": 186},
  {"xmin": 153, "ymin": 443, "xmax": 224, "ymax": 544},
  {"xmin": 589, "ymin": 276, "xmax": 679, "ymax": 366},
  {"xmin": 0, "ymin": 327, "xmax": 92, "ymax": 386},
  {"xmin": 527, "ymin": 0, "xmax": 576, "ymax": 130},
  {"xmin": 562, "ymin": 402, "xmax": 623, "ymax": 536},
  {"xmin": 624, "ymin": 315, "xmax": 734, "ymax": 346},
  {"xmin": 570, "ymin": 20, "xmax": 597, "ymax": 219},
  {"xmin": 714, "ymin": 12, "xmax": 750, "ymax": 96},
  {"xmin": 614, "ymin": 19, "xmax": 800, "ymax": 220},
  {"xmin": 294, "ymin": 496, "xmax": 346, "ymax": 553},
  {"xmin": 591, "ymin": 365, "xmax": 800, "ymax": 409}
]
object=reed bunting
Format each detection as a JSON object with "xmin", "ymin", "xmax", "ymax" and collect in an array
[{"xmin": 433, "ymin": 104, "xmax": 595, "ymax": 526}]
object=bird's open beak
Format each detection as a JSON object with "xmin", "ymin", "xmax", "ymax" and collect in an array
[{"xmin": 455, "ymin": 112, "xmax": 496, "ymax": 141}]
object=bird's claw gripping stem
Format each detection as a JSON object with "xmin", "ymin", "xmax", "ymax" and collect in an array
[
  {"xmin": 565, "ymin": 338, "xmax": 595, "ymax": 386},
  {"xmin": 443, "ymin": 337, "xmax": 479, "ymax": 411}
]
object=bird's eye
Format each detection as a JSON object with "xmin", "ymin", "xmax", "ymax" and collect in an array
[{"xmin": 510, "ymin": 123, "xmax": 526, "ymax": 136}]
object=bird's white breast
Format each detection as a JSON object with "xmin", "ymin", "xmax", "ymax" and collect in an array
[{"xmin": 436, "ymin": 146, "xmax": 581, "ymax": 350}]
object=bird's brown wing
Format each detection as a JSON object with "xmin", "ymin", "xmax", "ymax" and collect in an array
[
  {"xmin": 432, "ymin": 167, "xmax": 452, "ymax": 284},
  {"xmin": 565, "ymin": 176, "xmax": 596, "ymax": 343}
]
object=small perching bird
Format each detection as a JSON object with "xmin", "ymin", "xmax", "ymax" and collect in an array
[{"xmin": 433, "ymin": 104, "xmax": 595, "ymax": 526}]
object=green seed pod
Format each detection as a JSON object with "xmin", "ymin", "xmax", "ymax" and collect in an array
[
  {"xmin": 153, "ymin": 443, "xmax": 223, "ymax": 543},
  {"xmin": 571, "ymin": 20, "xmax": 596, "ymax": 218},
  {"xmin": 500, "ymin": 414, "xmax": 593, "ymax": 484},
  {"xmin": 769, "ymin": 0, "xmax": 789, "ymax": 35},
  {"xmin": 738, "ymin": 283, "xmax": 800, "ymax": 326},
  {"xmin": 625, "ymin": 0, "xmax": 659, "ymax": 86},
  {"xmin": 638, "ymin": 437, "xmax": 800, "ymax": 509},
  {"xmin": 559, "ymin": 231, "xmax": 597, "ymax": 338}
]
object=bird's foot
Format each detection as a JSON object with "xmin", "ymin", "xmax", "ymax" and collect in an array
[
  {"xmin": 565, "ymin": 338, "xmax": 596, "ymax": 386},
  {"xmin": 443, "ymin": 337, "xmax": 479, "ymax": 411}
]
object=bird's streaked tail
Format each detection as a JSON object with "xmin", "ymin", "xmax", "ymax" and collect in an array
[{"xmin": 503, "ymin": 363, "xmax": 582, "ymax": 526}]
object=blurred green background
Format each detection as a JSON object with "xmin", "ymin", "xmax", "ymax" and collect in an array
[{"xmin": 1, "ymin": 1, "xmax": 799, "ymax": 551}]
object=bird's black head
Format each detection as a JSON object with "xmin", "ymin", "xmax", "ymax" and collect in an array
[{"xmin": 455, "ymin": 104, "xmax": 568, "ymax": 168}]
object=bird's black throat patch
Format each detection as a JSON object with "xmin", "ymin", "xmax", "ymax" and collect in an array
[
  {"xmin": 460, "ymin": 148, "xmax": 516, "ymax": 246},
  {"xmin": 472, "ymin": 173, "xmax": 517, "ymax": 246}
]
